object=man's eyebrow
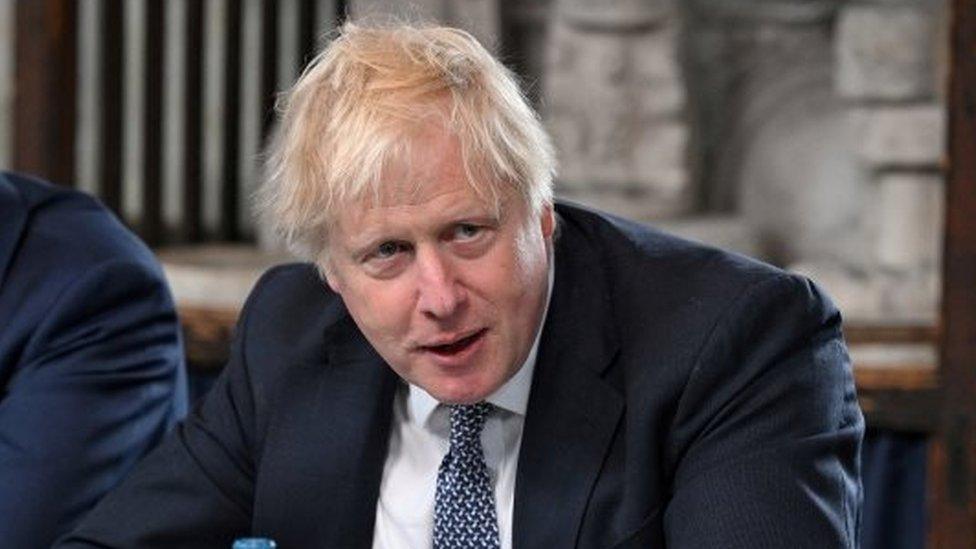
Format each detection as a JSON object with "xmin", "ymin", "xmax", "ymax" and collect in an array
[
  {"xmin": 451, "ymin": 200, "xmax": 506, "ymax": 223},
  {"xmin": 346, "ymin": 233, "xmax": 398, "ymax": 257},
  {"xmin": 451, "ymin": 212, "xmax": 502, "ymax": 225}
]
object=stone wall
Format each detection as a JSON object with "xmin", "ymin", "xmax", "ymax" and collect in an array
[
  {"xmin": 543, "ymin": 0, "xmax": 692, "ymax": 220},
  {"xmin": 544, "ymin": 0, "xmax": 945, "ymax": 322},
  {"xmin": 793, "ymin": 0, "xmax": 947, "ymax": 322},
  {"xmin": 682, "ymin": 0, "xmax": 871, "ymax": 270}
]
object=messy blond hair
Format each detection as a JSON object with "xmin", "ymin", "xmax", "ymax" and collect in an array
[{"xmin": 258, "ymin": 20, "xmax": 556, "ymax": 263}]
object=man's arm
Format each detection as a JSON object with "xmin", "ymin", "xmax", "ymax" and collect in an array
[
  {"xmin": 664, "ymin": 274, "xmax": 863, "ymax": 547},
  {"xmin": 54, "ymin": 267, "xmax": 272, "ymax": 548},
  {"xmin": 0, "ymin": 259, "xmax": 187, "ymax": 548}
]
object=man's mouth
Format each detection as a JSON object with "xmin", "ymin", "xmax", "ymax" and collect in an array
[{"xmin": 421, "ymin": 329, "xmax": 487, "ymax": 357}]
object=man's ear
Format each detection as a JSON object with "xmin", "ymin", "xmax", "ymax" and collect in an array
[
  {"xmin": 539, "ymin": 204, "xmax": 555, "ymax": 239},
  {"xmin": 321, "ymin": 261, "xmax": 343, "ymax": 295}
]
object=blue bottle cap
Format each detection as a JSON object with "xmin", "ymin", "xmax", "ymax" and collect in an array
[{"xmin": 232, "ymin": 538, "xmax": 277, "ymax": 549}]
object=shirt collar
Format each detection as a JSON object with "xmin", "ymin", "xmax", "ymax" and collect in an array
[{"xmin": 408, "ymin": 253, "xmax": 555, "ymax": 426}]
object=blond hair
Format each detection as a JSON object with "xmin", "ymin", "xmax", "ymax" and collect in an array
[{"xmin": 258, "ymin": 20, "xmax": 556, "ymax": 262}]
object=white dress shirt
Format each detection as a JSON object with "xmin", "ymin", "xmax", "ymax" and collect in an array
[{"xmin": 372, "ymin": 262, "xmax": 553, "ymax": 549}]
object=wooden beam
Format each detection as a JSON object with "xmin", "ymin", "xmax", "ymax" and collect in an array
[
  {"xmin": 843, "ymin": 322, "xmax": 938, "ymax": 345},
  {"xmin": 221, "ymin": 0, "xmax": 243, "ymax": 241},
  {"xmin": 177, "ymin": 305, "xmax": 241, "ymax": 371},
  {"xmin": 142, "ymin": 0, "xmax": 164, "ymax": 244},
  {"xmin": 183, "ymin": 0, "xmax": 204, "ymax": 242},
  {"xmin": 12, "ymin": 0, "xmax": 77, "ymax": 185},
  {"xmin": 854, "ymin": 365, "xmax": 939, "ymax": 393},
  {"xmin": 261, "ymin": 0, "xmax": 278, "ymax": 140},
  {"xmin": 299, "ymin": 0, "xmax": 318, "ymax": 67},
  {"xmin": 931, "ymin": 0, "xmax": 976, "ymax": 545},
  {"xmin": 858, "ymin": 387, "xmax": 940, "ymax": 433},
  {"xmin": 99, "ymin": 0, "xmax": 124, "ymax": 213}
]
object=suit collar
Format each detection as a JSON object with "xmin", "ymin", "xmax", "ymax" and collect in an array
[
  {"xmin": 320, "ymin": 318, "xmax": 399, "ymax": 547},
  {"xmin": 272, "ymin": 314, "xmax": 399, "ymax": 547},
  {"xmin": 514, "ymin": 210, "xmax": 625, "ymax": 548}
]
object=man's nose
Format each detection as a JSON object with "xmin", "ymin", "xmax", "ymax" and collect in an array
[{"xmin": 415, "ymin": 248, "xmax": 465, "ymax": 319}]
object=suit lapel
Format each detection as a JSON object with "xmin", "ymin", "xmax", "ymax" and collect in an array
[
  {"xmin": 268, "ymin": 316, "xmax": 399, "ymax": 547},
  {"xmin": 0, "ymin": 174, "xmax": 28, "ymax": 287},
  {"xmin": 513, "ymin": 216, "xmax": 624, "ymax": 548}
]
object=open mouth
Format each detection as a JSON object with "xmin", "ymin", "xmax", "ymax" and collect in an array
[{"xmin": 423, "ymin": 329, "xmax": 487, "ymax": 357}]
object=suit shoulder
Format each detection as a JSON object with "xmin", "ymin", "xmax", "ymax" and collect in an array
[
  {"xmin": 553, "ymin": 202, "xmax": 836, "ymax": 365},
  {"xmin": 244, "ymin": 263, "xmax": 333, "ymax": 313},
  {"xmin": 248, "ymin": 262, "xmax": 323, "ymax": 297},
  {"xmin": 8, "ymin": 172, "xmax": 160, "ymax": 273},
  {"xmin": 237, "ymin": 263, "xmax": 349, "ymax": 360},
  {"xmin": 0, "ymin": 174, "xmax": 168, "ymax": 330}
]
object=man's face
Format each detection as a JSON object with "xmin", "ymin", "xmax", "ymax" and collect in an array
[{"xmin": 324, "ymin": 126, "xmax": 554, "ymax": 404}]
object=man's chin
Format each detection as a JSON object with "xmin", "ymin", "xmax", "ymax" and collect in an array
[
  {"xmin": 422, "ymin": 376, "xmax": 498, "ymax": 405},
  {"xmin": 428, "ymin": 388, "xmax": 490, "ymax": 406}
]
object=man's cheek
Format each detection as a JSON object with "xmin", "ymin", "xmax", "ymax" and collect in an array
[{"xmin": 367, "ymin": 312, "xmax": 407, "ymax": 345}]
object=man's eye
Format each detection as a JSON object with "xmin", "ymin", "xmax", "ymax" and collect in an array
[
  {"xmin": 374, "ymin": 241, "xmax": 402, "ymax": 259},
  {"xmin": 455, "ymin": 224, "xmax": 481, "ymax": 240}
]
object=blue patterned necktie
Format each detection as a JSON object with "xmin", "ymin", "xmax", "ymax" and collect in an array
[{"xmin": 433, "ymin": 402, "xmax": 500, "ymax": 549}]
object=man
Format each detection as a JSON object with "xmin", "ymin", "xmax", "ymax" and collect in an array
[
  {"xmin": 0, "ymin": 171, "xmax": 187, "ymax": 547},
  {"xmin": 59, "ymin": 21, "xmax": 862, "ymax": 548}
]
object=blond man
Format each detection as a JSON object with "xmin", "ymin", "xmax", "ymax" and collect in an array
[{"xmin": 60, "ymin": 21, "xmax": 861, "ymax": 549}]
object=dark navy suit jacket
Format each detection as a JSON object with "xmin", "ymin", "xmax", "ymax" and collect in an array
[
  {"xmin": 0, "ymin": 172, "xmax": 187, "ymax": 547},
  {"xmin": 59, "ymin": 202, "xmax": 862, "ymax": 548}
]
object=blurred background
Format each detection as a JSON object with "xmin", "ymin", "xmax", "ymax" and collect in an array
[{"xmin": 1, "ymin": 0, "xmax": 972, "ymax": 547}]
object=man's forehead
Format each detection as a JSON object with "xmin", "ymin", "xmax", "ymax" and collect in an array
[
  {"xmin": 325, "ymin": 119, "xmax": 523, "ymax": 239},
  {"xmin": 341, "ymin": 178, "xmax": 504, "ymax": 220},
  {"xmin": 386, "ymin": 129, "xmax": 465, "ymax": 191}
]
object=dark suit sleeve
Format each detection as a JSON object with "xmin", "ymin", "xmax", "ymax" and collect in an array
[
  {"xmin": 664, "ymin": 274, "xmax": 863, "ymax": 548},
  {"xmin": 0, "ymin": 260, "xmax": 186, "ymax": 548},
  {"xmin": 53, "ymin": 269, "xmax": 277, "ymax": 548}
]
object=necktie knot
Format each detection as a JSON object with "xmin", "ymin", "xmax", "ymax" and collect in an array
[{"xmin": 448, "ymin": 402, "xmax": 492, "ymax": 455}]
